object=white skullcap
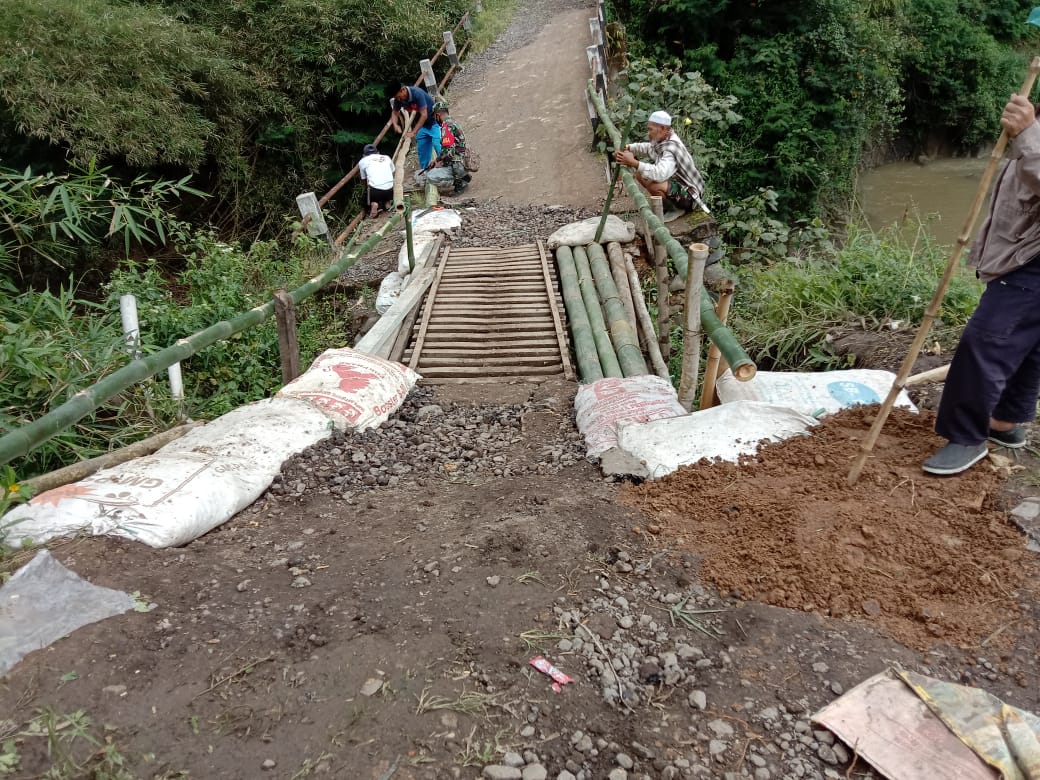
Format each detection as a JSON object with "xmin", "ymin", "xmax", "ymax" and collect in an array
[{"xmin": 648, "ymin": 110, "xmax": 672, "ymax": 127}]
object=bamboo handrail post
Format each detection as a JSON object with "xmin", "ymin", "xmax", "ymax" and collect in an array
[
  {"xmin": 405, "ymin": 203, "xmax": 416, "ymax": 273},
  {"xmin": 649, "ymin": 196, "xmax": 672, "ymax": 362},
  {"xmin": 846, "ymin": 55, "xmax": 1040, "ymax": 485},
  {"xmin": 624, "ymin": 255, "xmax": 670, "ymax": 380},
  {"xmin": 678, "ymin": 244, "xmax": 709, "ymax": 410},
  {"xmin": 699, "ymin": 290, "xmax": 734, "ymax": 409}
]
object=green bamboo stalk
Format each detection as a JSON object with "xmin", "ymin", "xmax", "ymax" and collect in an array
[
  {"xmin": 0, "ymin": 213, "xmax": 403, "ymax": 468},
  {"xmin": 555, "ymin": 246, "xmax": 604, "ymax": 382},
  {"xmin": 587, "ymin": 82, "xmax": 756, "ymax": 381},
  {"xmin": 573, "ymin": 245, "xmax": 623, "ymax": 378},
  {"xmin": 586, "ymin": 243, "xmax": 647, "ymax": 377},
  {"xmin": 594, "ymin": 108, "xmax": 636, "ymax": 243}
]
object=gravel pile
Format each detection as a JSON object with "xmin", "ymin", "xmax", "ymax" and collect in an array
[
  {"xmin": 267, "ymin": 386, "xmax": 587, "ymax": 501},
  {"xmin": 444, "ymin": 201, "xmax": 596, "ymax": 247}
]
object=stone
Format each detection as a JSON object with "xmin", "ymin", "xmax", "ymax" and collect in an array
[
  {"xmin": 522, "ymin": 767, "xmax": 548, "ymax": 780},
  {"xmin": 291, "ymin": 575, "xmax": 312, "ymax": 588},
  {"xmin": 708, "ymin": 740, "xmax": 728, "ymax": 756},
  {"xmin": 502, "ymin": 752, "xmax": 524, "ymax": 768},
  {"xmin": 688, "ymin": 690, "xmax": 707, "ymax": 710},
  {"xmin": 1011, "ymin": 500, "xmax": 1040, "ymax": 522},
  {"xmin": 708, "ymin": 719, "xmax": 735, "ymax": 738},
  {"xmin": 575, "ymin": 734, "xmax": 594, "ymax": 753},
  {"xmin": 813, "ymin": 730, "xmax": 835, "ymax": 746},
  {"xmin": 817, "ymin": 745, "xmax": 838, "ymax": 765},
  {"xmin": 607, "ymin": 770, "xmax": 628, "ymax": 780},
  {"xmin": 482, "ymin": 767, "xmax": 522, "ymax": 780},
  {"xmin": 811, "ymin": 662, "xmax": 829, "ymax": 674},
  {"xmin": 618, "ymin": 615, "xmax": 635, "ymax": 629},
  {"xmin": 359, "ymin": 678, "xmax": 383, "ymax": 697},
  {"xmin": 102, "ymin": 684, "xmax": 127, "ymax": 696},
  {"xmin": 616, "ymin": 753, "xmax": 634, "ymax": 769},
  {"xmin": 487, "ymin": 575, "xmax": 501, "ymax": 587},
  {"xmin": 262, "ymin": 759, "xmax": 277, "ymax": 770},
  {"xmin": 556, "ymin": 773, "xmax": 576, "ymax": 780},
  {"xmin": 520, "ymin": 725, "xmax": 536, "ymax": 738},
  {"xmin": 861, "ymin": 599, "xmax": 882, "ymax": 617}
]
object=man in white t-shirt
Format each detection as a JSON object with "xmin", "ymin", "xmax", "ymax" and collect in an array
[{"xmin": 358, "ymin": 143, "xmax": 395, "ymax": 217}]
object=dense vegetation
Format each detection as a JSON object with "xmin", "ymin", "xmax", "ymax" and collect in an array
[{"xmin": 609, "ymin": 0, "xmax": 1036, "ymax": 220}]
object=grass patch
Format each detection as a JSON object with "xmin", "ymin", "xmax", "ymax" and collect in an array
[
  {"xmin": 465, "ymin": 0, "xmax": 518, "ymax": 54},
  {"xmin": 730, "ymin": 222, "xmax": 982, "ymax": 371}
]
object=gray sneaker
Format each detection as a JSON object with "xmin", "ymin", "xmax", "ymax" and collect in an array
[
  {"xmin": 922, "ymin": 443, "xmax": 988, "ymax": 475},
  {"xmin": 988, "ymin": 425, "xmax": 1027, "ymax": 449}
]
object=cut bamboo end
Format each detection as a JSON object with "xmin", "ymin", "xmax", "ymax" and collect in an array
[{"xmin": 732, "ymin": 362, "xmax": 757, "ymax": 382}]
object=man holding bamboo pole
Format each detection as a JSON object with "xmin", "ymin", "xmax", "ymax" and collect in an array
[{"xmin": 923, "ymin": 93, "xmax": 1040, "ymax": 475}]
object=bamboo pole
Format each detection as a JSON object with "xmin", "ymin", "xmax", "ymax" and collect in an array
[
  {"xmin": 587, "ymin": 243, "xmax": 648, "ymax": 376},
  {"xmin": 24, "ymin": 422, "xmax": 204, "ymax": 494},
  {"xmin": 650, "ymin": 195, "xmax": 672, "ymax": 362},
  {"xmin": 606, "ymin": 242, "xmax": 638, "ymax": 343},
  {"xmin": 904, "ymin": 364, "xmax": 949, "ymax": 386},
  {"xmin": 573, "ymin": 245, "xmax": 623, "ymax": 378},
  {"xmin": 587, "ymin": 82, "xmax": 755, "ymax": 382},
  {"xmin": 0, "ymin": 212, "xmax": 402, "ymax": 468},
  {"xmin": 556, "ymin": 246, "xmax": 605, "ymax": 381},
  {"xmin": 847, "ymin": 56, "xmax": 1040, "ymax": 486},
  {"xmin": 678, "ymin": 244, "xmax": 709, "ymax": 410},
  {"xmin": 624, "ymin": 255, "xmax": 671, "ymax": 380},
  {"xmin": 392, "ymin": 113, "xmax": 415, "ymax": 212},
  {"xmin": 699, "ymin": 290, "xmax": 734, "ymax": 409}
]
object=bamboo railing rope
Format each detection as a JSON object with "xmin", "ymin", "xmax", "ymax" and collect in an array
[
  {"xmin": 0, "ymin": 213, "xmax": 403, "ymax": 468},
  {"xmin": 555, "ymin": 247, "xmax": 604, "ymax": 381},
  {"xmin": 587, "ymin": 243, "xmax": 647, "ymax": 376},
  {"xmin": 573, "ymin": 245, "xmax": 623, "ymax": 378},
  {"xmin": 587, "ymin": 83, "xmax": 756, "ymax": 382}
]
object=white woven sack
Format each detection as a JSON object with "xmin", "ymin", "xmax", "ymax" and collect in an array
[
  {"xmin": 546, "ymin": 216, "xmax": 636, "ymax": 249},
  {"xmin": 2, "ymin": 398, "xmax": 332, "ymax": 548},
  {"xmin": 716, "ymin": 368, "xmax": 917, "ymax": 417},
  {"xmin": 278, "ymin": 347, "xmax": 419, "ymax": 431},
  {"xmin": 574, "ymin": 375, "xmax": 686, "ymax": 459}
]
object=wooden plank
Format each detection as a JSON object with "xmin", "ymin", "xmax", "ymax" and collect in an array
[
  {"xmin": 436, "ymin": 283, "xmax": 546, "ymax": 291},
  {"xmin": 421, "ymin": 375, "xmax": 557, "ymax": 385},
  {"xmin": 421, "ymin": 317, "xmax": 555, "ymax": 327},
  {"xmin": 408, "ymin": 243, "xmax": 452, "ymax": 369},
  {"xmin": 417, "ymin": 365, "xmax": 563, "ymax": 377},
  {"xmin": 417, "ymin": 338, "xmax": 561, "ymax": 349},
  {"xmin": 418, "ymin": 355, "xmax": 562, "ymax": 367},
  {"xmin": 417, "ymin": 346, "xmax": 563, "ymax": 356},
  {"xmin": 537, "ymin": 240, "xmax": 575, "ymax": 380}
]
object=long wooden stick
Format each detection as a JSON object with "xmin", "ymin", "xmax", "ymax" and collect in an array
[
  {"xmin": 624, "ymin": 255, "xmax": 671, "ymax": 380},
  {"xmin": 678, "ymin": 244, "xmax": 709, "ymax": 410},
  {"xmin": 699, "ymin": 290, "xmax": 734, "ymax": 409},
  {"xmin": 847, "ymin": 56, "xmax": 1040, "ymax": 485}
]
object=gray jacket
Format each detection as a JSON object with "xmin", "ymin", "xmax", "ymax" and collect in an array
[{"xmin": 970, "ymin": 121, "xmax": 1040, "ymax": 282}]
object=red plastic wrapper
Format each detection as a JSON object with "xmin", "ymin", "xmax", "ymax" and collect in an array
[{"xmin": 530, "ymin": 655, "xmax": 574, "ymax": 693}]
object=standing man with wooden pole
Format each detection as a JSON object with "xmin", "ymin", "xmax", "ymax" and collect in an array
[{"xmin": 847, "ymin": 55, "xmax": 1040, "ymax": 484}]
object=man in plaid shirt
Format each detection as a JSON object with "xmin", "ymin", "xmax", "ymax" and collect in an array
[{"xmin": 613, "ymin": 110, "xmax": 707, "ymax": 215}]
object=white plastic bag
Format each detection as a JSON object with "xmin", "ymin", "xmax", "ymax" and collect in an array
[
  {"xmin": 2, "ymin": 397, "xmax": 333, "ymax": 548},
  {"xmin": 716, "ymin": 368, "xmax": 917, "ymax": 417},
  {"xmin": 376, "ymin": 271, "xmax": 408, "ymax": 315},
  {"xmin": 616, "ymin": 400, "xmax": 818, "ymax": 478},
  {"xmin": 574, "ymin": 376, "xmax": 686, "ymax": 458},
  {"xmin": 279, "ymin": 347, "xmax": 419, "ymax": 431},
  {"xmin": 411, "ymin": 207, "xmax": 462, "ymax": 233},
  {"xmin": 0, "ymin": 551, "xmax": 136, "ymax": 674},
  {"xmin": 546, "ymin": 216, "xmax": 636, "ymax": 249}
]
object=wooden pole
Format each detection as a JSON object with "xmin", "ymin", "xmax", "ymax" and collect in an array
[
  {"xmin": 24, "ymin": 421, "xmax": 205, "ymax": 494},
  {"xmin": 573, "ymin": 245, "xmax": 623, "ymax": 378},
  {"xmin": 443, "ymin": 31, "xmax": 459, "ymax": 67},
  {"xmin": 847, "ymin": 56, "xmax": 1040, "ymax": 485},
  {"xmin": 905, "ymin": 364, "xmax": 950, "ymax": 386},
  {"xmin": 587, "ymin": 243, "xmax": 648, "ymax": 376},
  {"xmin": 392, "ymin": 113, "xmax": 415, "ymax": 212},
  {"xmin": 404, "ymin": 204, "xmax": 416, "ymax": 273},
  {"xmin": 606, "ymin": 242, "xmax": 638, "ymax": 343},
  {"xmin": 678, "ymin": 244, "xmax": 709, "ymax": 410},
  {"xmin": 274, "ymin": 290, "xmax": 301, "ymax": 384},
  {"xmin": 624, "ymin": 255, "xmax": 671, "ymax": 380},
  {"xmin": 699, "ymin": 290, "xmax": 734, "ymax": 409},
  {"xmin": 650, "ymin": 195, "xmax": 672, "ymax": 362},
  {"xmin": 556, "ymin": 246, "xmax": 605, "ymax": 381}
]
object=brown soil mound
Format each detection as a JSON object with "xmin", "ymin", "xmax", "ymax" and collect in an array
[{"xmin": 626, "ymin": 406, "xmax": 1038, "ymax": 650}]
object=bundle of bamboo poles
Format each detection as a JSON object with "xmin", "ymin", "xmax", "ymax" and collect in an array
[{"xmin": 555, "ymin": 241, "xmax": 663, "ymax": 382}]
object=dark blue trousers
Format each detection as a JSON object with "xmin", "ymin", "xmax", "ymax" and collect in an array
[{"xmin": 936, "ymin": 260, "xmax": 1040, "ymax": 445}]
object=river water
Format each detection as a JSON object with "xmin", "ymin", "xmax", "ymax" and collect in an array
[{"xmin": 856, "ymin": 157, "xmax": 995, "ymax": 247}]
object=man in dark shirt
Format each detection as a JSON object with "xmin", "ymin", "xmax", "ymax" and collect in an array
[{"xmin": 391, "ymin": 83, "xmax": 442, "ymax": 170}]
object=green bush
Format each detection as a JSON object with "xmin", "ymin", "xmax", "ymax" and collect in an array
[{"xmin": 730, "ymin": 223, "xmax": 982, "ymax": 369}]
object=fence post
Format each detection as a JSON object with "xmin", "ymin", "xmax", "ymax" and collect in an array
[
  {"xmin": 420, "ymin": 58, "xmax": 439, "ymax": 97},
  {"xmin": 462, "ymin": 12, "xmax": 471, "ymax": 32},
  {"xmin": 120, "ymin": 295, "xmax": 142, "ymax": 360},
  {"xmin": 274, "ymin": 290, "xmax": 301, "ymax": 384},
  {"xmin": 678, "ymin": 243, "xmax": 709, "ymax": 410},
  {"xmin": 649, "ymin": 196, "xmax": 672, "ymax": 362},
  {"xmin": 475, "ymin": 0, "xmax": 483, "ymax": 12},
  {"xmin": 443, "ymin": 31, "xmax": 459, "ymax": 67},
  {"xmin": 295, "ymin": 192, "xmax": 333, "ymax": 246}
]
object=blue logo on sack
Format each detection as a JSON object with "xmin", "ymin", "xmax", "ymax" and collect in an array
[{"xmin": 826, "ymin": 381, "xmax": 879, "ymax": 407}]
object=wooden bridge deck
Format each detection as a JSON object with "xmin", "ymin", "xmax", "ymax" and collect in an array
[{"xmin": 403, "ymin": 242, "xmax": 574, "ymax": 383}]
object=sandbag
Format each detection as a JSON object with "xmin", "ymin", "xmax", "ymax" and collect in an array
[
  {"xmin": 546, "ymin": 216, "xmax": 636, "ymax": 249},
  {"xmin": 716, "ymin": 368, "xmax": 918, "ymax": 417},
  {"xmin": 2, "ymin": 397, "xmax": 333, "ymax": 548},
  {"xmin": 396, "ymin": 232, "xmax": 439, "ymax": 274},
  {"xmin": 574, "ymin": 375, "xmax": 685, "ymax": 459},
  {"xmin": 279, "ymin": 347, "xmax": 419, "ymax": 431},
  {"xmin": 376, "ymin": 271, "xmax": 408, "ymax": 315},
  {"xmin": 411, "ymin": 207, "xmax": 462, "ymax": 234},
  {"xmin": 616, "ymin": 400, "xmax": 818, "ymax": 479}
]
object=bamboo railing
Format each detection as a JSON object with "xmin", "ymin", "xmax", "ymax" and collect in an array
[{"xmin": 586, "ymin": 83, "xmax": 756, "ymax": 382}]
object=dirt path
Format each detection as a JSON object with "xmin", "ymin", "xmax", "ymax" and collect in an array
[
  {"xmin": 4, "ymin": 3, "xmax": 1040, "ymax": 780},
  {"xmin": 447, "ymin": 4, "xmax": 606, "ymax": 205}
]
